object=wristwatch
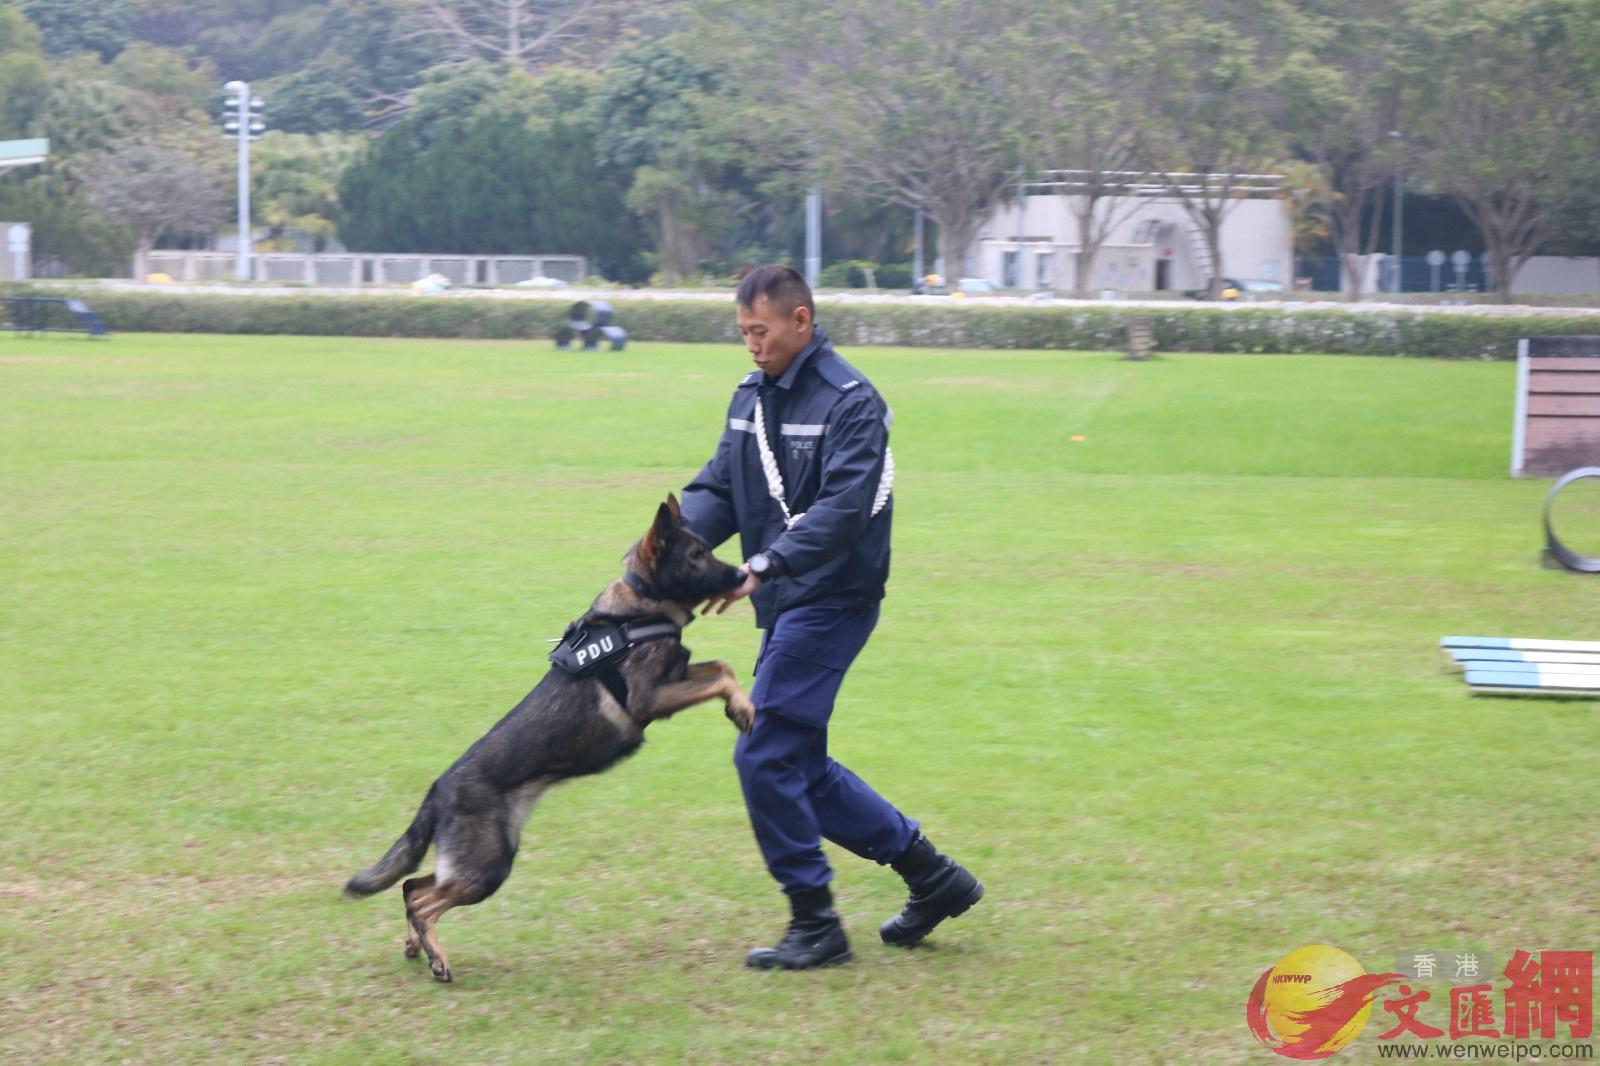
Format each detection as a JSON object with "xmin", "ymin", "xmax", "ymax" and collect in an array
[{"xmin": 747, "ymin": 551, "xmax": 782, "ymax": 579}]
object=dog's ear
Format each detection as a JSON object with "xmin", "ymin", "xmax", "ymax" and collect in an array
[
  {"xmin": 665, "ymin": 493, "xmax": 682, "ymax": 524},
  {"xmin": 639, "ymin": 500, "xmax": 674, "ymax": 570}
]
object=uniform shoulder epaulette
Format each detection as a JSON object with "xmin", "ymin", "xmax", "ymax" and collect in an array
[{"xmin": 812, "ymin": 351, "xmax": 873, "ymax": 395}]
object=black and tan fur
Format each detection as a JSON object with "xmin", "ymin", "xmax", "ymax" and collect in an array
[{"xmin": 343, "ymin": 495, "xmax": 754, "ymax": 983}]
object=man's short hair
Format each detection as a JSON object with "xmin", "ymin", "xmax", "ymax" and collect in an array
[{"xmin": 737, "ymin": 264, "xmax": 814, "ymax": 318}]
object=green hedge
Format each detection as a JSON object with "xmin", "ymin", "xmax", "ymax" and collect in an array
[
  {"xmin": 817, "ymin": 260, "xmax": 914, "ymax": 290},
  {"xmin": 8, "ymin": 286, "xmax": 1600, "ymax": 358}
]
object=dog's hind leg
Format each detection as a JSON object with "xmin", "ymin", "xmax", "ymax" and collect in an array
[
  {"xmin": 407, "ymin": 881, "xmax": 485, "ymax": 984},
  {"xmin": 401, "ymin": 874, "xmax": 435, "ymax": 960}
]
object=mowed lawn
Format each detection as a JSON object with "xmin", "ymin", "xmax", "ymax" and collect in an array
[{"xmin": 2, "ymin": 333, "xmax": 1595, "ymax": 1064}]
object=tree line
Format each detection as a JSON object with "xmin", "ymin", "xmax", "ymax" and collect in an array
[{"xmin": 1, "ymin": 0, "xmax": 1596, "ymax": 299}]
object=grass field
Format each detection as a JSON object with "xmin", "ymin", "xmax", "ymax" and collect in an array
[{"xmin": 3, "ymin": 333, "xmax": 1596, "ymax": 1064}]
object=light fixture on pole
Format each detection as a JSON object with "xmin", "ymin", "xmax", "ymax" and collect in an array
[
  {"xmin": 804, "ymin": 187, "xmax": 821, "ymax": 289},
  {"xmin": 1389, "ymin": 129, "xmax": 1404, "ymax": 295},
  {"xmin": 912, "ymin": 209, "xmax": 924, "ymax": 291},
  {"xmin": 222, "ymin": 80, "xmax": 265, "ymax": 281}
]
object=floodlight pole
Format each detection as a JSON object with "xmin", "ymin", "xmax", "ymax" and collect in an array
[
  {"xmin": 913, "ymin": 209, "xmax": 924, "ymax": 289},
  {"xmin": 226, "ymin": 80, "xmax": 253, "ymax": 281},
  {"xmin": 1390, "ymin": 130, "xmax": 1404, "ymax": 295},
  {"xmin": 805, "ymin": 186, "xmax": 821, "ymax": 288}
]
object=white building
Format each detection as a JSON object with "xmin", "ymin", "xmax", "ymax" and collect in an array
[{"xmin": 970, "ymin": 171, "xmax": 1294, "ymax": 293}]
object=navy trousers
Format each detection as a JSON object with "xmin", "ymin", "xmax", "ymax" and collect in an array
[{"xmin": 732, "ymin": 602, "xmax": 919, "ymax": 895}]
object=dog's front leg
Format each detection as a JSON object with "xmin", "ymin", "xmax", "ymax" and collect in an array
[{"xmin": 638, "ymin": 661, "xmax": 755, "ymax": 733}]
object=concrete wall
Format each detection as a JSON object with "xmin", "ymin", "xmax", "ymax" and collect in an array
[
  {"xmin": 140, "ymin": 251, "xmax": 588, "ymax": 286},
  {"xmin": 1512, "ymin": 257, "xmax": 1600, "ymax": 296},
  {"xmin": 975, "ymin": 194, "xmax": 1293, "ymax": 293}
]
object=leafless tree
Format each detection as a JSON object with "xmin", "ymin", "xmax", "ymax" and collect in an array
[
  {"xmin": 79, "ymin": 143, "xmax": 227, "ymax": 278},
  {"xmin": 405, "ymin": 0, "xmax": 636, "ymax": 71}
]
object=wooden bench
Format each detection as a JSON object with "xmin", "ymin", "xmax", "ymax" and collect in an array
[{"xmin": 1512, "ymin": 336, "xmax": 1600, "ymax": 476}]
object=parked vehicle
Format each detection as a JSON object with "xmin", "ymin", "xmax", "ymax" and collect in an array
[{"xmin": 1185, "ymin": 277, "xmax": 1286, "ymax": 300}]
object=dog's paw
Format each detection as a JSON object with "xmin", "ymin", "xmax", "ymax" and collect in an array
[
  {"xmin": 404, "ymin": 939, "xmax": 421, "ymax": 960},
  {"xmin": 725, "ymin": 695, "xmax": 756, "ymax": 734},
  {"xmin": 431, "ymin": 962, "xmax": 453, "ymax": 983}
]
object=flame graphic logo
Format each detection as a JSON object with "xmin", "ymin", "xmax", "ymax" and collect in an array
[{"xmin": 1245, "ymin": 945, "xmax": 1404, "ymax": 1059}]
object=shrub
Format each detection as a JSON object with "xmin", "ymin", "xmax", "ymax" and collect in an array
[
  {"xmin": 6, "ymin": 284, "xmax": 1599, "ymax": 359},
  {"xmin": 817, "ymin": 260, "xmax": 873, "ymax": 288},
  {"xmin": 818, "ymin": 260, "xmax": 913, "ymax": 290},
  {"xmin": 873, "ymin": 263, "xmax": 913, "ymax": 290}
]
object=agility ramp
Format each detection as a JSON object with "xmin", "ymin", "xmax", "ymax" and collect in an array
[{"xmin": 1441, "ymin": 636, "xmax": 1600, "ymax": 697}]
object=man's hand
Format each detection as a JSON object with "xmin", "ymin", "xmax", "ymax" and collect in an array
[{"xmin": 701, "ymin": 564, "xmax": 760, "ymax": 615}]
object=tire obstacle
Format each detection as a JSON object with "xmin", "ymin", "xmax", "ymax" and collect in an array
[{"xmin": 554, "ymin": 300, "xmax": 626, "ymax": 351}]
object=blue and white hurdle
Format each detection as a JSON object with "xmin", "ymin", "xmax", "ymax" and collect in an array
[{"xmin": 1441, "ymin": 636, "xmax": 1600, "ymax": 697}]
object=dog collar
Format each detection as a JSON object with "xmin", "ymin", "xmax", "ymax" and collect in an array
[
  {"xmin": 620, "ymin": 572, "xmax": 696, "ymax": 629},
  {"xmin": 622, "ymin": 570, "xmax": 661, "ymax": 599}
]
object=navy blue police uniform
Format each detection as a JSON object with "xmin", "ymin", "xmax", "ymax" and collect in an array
[{"xmin": 680, "ymin": 324, "xmax": 919, "ymax": 895}]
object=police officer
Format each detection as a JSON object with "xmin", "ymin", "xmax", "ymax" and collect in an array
[{"xmin": 682, "ymin": 265, "xmax": 983, "ymax": 970}]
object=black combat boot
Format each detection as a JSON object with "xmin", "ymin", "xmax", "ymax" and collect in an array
[
  {"xmin": 745, "ymin": 885, "xmax": 853, "ymax": 970},
  {"xmin": 879, "ymin": 832, "xmax": 984, "ymax": 946}
]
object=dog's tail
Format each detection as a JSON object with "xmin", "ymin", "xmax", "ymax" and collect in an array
[{"xmin": 343, "ymin": 787, "xmax": 439, "ymax": 898}]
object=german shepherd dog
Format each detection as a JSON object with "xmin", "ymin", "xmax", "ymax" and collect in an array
[{"xmin": 344, "ymin": 495, "xmax": 754, "ymax": 983}]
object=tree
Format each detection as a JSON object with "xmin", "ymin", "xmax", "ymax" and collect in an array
[
  {"xmin": 264, "ymin": 64, "xmax": 365, "ymax": 135},
  {"xmin": 15, "ymin": 0, "xmax": 134, "ymax": 61},
  {"xmin": 0, "ymin": 178, "xmax": 132, "ymax": 276},
  {"xmin": 252, "ymin": 132, "xmax": 364, "ymax": 250},
  {"xmin": 1018, "ymin": 0, "xmax": 1155, "ymax": 296},
  {"xmin": 1137, "ymin": 0, "xmax": 1290, "ymax": 298},
  {"xmin": 0, "ymin": 5, "xmax": 49, "ymax": 139},
  {"xmin": 695, "ymin": 0, "xmax": 1029, "ymax": 278},
  {"xmin": 80, "ymin": 143, "xmax": 227, "ymax": 277},
  {"xmin": 336, "ymin": 63, "xmax": 635, "ymax": 275},
  {"xmin": 1271, "ymin": 0, "xmax": 1414, "ymax": 300},
  {"xmin": 591, "ymin": 37, "xmax": 756, "ymax": 279},
  {"xmin": 1409, "ymin": 0, "xmax": 1599, "ymax": 301}
]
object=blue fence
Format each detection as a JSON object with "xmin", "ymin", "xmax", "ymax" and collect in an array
[{"xmin": 1297, "ymin": 255, "xmax": 1492, "ymax": 294}]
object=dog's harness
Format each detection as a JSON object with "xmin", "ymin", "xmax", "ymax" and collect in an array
[{"xmin": 548, "ymin": 572, "xmax": 687, "ymax": 713}]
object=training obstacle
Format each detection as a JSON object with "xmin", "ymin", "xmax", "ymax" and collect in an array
[
  {"xmin": 1440, "ymin": 636, "xmax": 1600, "ymax": 697},
  {"xmin": 1, "ymin": 295, "xmax": 108, "ymax": 336},
  {"xmin": 1511, "ymin": 336, "xmax": 1600, "ymax": 477}
]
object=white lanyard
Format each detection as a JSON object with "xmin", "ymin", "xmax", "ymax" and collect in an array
[{"xmin": 753, "ymin": 395, "xmax": 893, "ymax": 529}]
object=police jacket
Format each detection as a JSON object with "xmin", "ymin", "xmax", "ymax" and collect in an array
[{"xmin": 680, "ymin": 324, "xmax": 892, "ymax": 629}]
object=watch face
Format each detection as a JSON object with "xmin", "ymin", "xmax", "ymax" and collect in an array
[{"xmin": 750, "ymin": 554, "xmax": 770, "ymax": 575}]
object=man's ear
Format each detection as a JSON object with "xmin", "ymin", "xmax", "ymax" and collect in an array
[{"xmin": 793, "ymin": 304, "xmax": 812, "ymax": 331}]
